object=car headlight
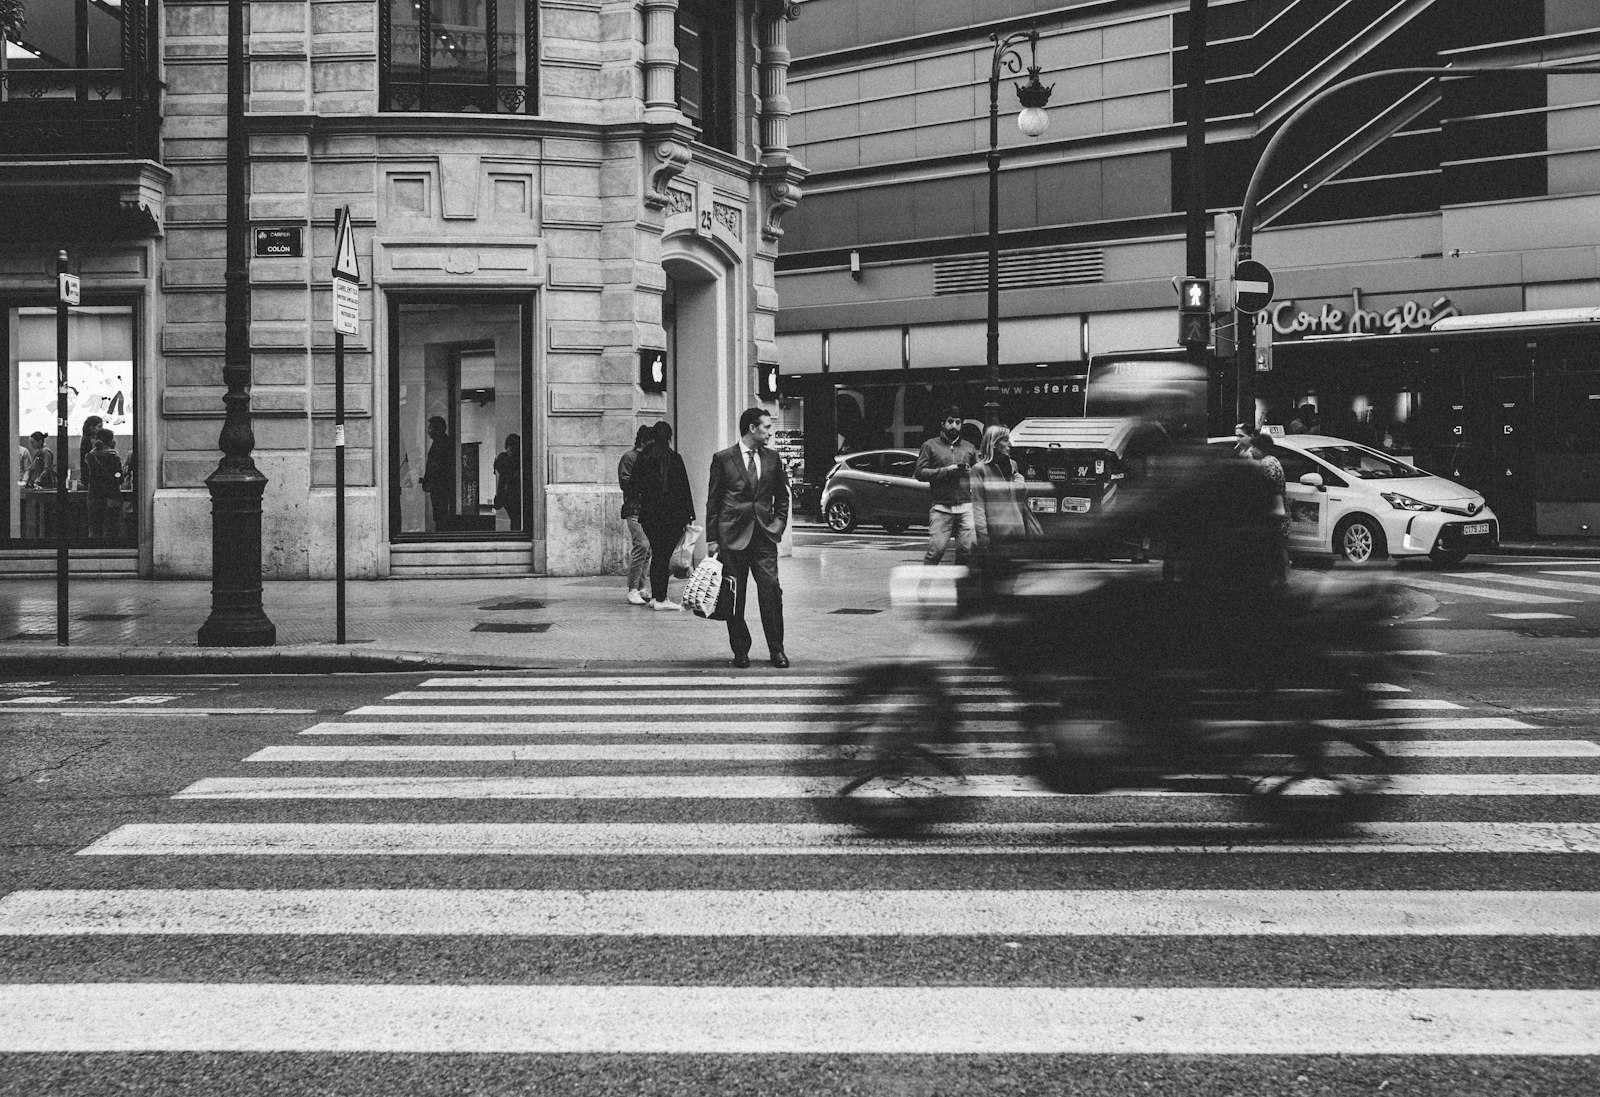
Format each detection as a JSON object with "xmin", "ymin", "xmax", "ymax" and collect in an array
[{"xmin": 1381, "ymin": 492, "xmax": 1437, "ymax": 512}]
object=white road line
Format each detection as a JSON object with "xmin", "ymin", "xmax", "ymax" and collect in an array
[
  {"xmin": 169, "ymin": 773, "xmax": 1600, "ymax": 799},
  {"xmin": 1372, "ymin": 698, "xmax": 1463, "ymax": 709},
  {"xmin": 1448, "ymin": 572, "xmax": 1600, "ymax": 597},
  {"xmin": 1398, "ymin": 578, "xmax": 1577, "ymax": 604},
  {"xmin": 0, "ymin": 707, "xmax": 317, "ymax": 716},
  {"xmin": 248, "ymin": 740, "xmax": 1600, "ymax": 764},
  {"xmin": 385, "ymin": 689, "xmax": 1013, "ymax": 702},
  {"xmin": 421, "ymin": 675, "xmax": 1010, "ymax": 688},
  {"xmin": 1489, "ymin": 613, "xmax": 1575, "ymax": 621},
  {"xmin": 1363, "ymin": 683, "xmax": 1411, "ymax": 692},
  {"xmin": 3, "ymin": 984, "xmax": 1596, "ymax": 1054},
  {"xmin": 1321, "ymin": 717, "xmax": 1537, "ymax": 730},
  {"xmin": 251, "ymin": 743, "xmax": 1034, "ymax": 762},
  {"xmin": 76, "ymin": 821, "xmax": 1600, "ymax": 856},
  {"xmin": 5, "ymin": 888, "xmax": 1598, "ymax": 938},
  {"xmin": 345, "ymin": 704, "xmax": 1027, "ymax": 717},
  {"xmin": 1392, "ymin": 650, "xmax": 1446, "ymax": 656},
  {"xmin": 1542, "ymin": 571, "xmax": 1600, "ymax": 577},
  {"xmin": 301, "ymin": 716, "xmax": 1540, "ymax": 736}
]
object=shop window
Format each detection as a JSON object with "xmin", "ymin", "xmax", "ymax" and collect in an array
[
  {"xmin": 391, "ymin": 299, "xmax": 528, "ymax": 539},
  {"xmin": 5, "ymin": 306, "xmax": 137, "ymax": 546},
  {"xmin": 677, "ymin": 0, "xmax": 736, "ymax": 153},
  {"xmin": 381, "ymin": 0, "xmax": 538, "ymax": 114}
]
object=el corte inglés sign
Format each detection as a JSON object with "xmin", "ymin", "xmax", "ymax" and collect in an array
[{"xmin": 1269, "ymin": 289, "xmax": 1460, "ymax": 339}]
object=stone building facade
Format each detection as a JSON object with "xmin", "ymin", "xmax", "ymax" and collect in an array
[{"xmin": 0, "ymin": 0, "xmax": 806, "ymax": 578}]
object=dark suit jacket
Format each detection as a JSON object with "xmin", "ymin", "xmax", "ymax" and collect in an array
[{"xmin": 706, "ymin": 443, "xmax": 790, "ymax": 551}]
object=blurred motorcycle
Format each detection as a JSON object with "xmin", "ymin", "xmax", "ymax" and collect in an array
[{"xmin": 814, "ymin": 445, "xmax": 1405, "ymax": 837}]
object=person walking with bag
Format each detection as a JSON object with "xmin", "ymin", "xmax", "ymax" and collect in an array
[
  {"xmin": 971, "ymin": 424, "xmax": 1040, "ymax": 552},
  {"xmin": 617, "ymin": 425, "xmax": 654, "ymax": 605},
  {"xmin": 706, "ymin": 407, "xmax": 790, "ymax": 668},
  {"xmin": 636, "ymin": 421, "xmax": 695, "ymax": 611}
]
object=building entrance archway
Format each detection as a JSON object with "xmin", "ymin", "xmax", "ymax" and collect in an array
[{"xmin": 662, "ymin": 250, "xmax": 734, "ymax": 538}]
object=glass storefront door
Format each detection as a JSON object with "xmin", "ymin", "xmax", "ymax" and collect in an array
[
  {"xmin": 4, "ymin": 304, "xmax": 138, "ymax": 546},
  {"xmin": 389, "ymin": 297, "xmax": 531, "ymax": 539}
]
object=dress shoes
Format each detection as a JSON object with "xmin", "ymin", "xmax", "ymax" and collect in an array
[
  {"xmin": 730, "ymin": 653, "xmax": 752, "ymax": 668},
  {"xmin": 768, "ymin": 651, "xmax": 790, "ymax": 669}
]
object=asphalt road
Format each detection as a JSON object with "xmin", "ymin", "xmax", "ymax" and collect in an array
[{"xmin": 3, "ymin": 553, "xmax": 1599, "ymax": 1095}]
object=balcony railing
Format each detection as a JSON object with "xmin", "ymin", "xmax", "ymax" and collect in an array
[{"xmin": 0, "ymin": 0, "xmax": 160, "ymax": 159}]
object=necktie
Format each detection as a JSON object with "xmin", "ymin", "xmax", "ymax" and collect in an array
[{"xmin": 746, "ymin": 449, "xmax": 757, "ymax": 483}]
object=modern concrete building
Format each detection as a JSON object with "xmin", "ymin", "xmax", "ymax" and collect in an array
[
  {"xmin": 775, "ymin": 0, "xmax": 1600, "ymax": 538},
  {"xmin": 1, "ymin": 0, "xmax": 807, "ymax": 578}
]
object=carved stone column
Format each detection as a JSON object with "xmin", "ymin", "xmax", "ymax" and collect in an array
[
  {"xmin": 756, "ymin": 1, "xmax": 807, "ymax": 241},
  {"xmin": 757, "ymin": 0, "xmax": 801, "ymax": 164},
  {"xmin": 641, "ymin": 0, "xmax": 680, "ymax": 117}
]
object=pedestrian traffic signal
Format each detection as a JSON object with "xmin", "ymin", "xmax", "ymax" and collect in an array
[{"xmin": 1177, "ymin": 276, "xmax": 1212, "ymax": 348}]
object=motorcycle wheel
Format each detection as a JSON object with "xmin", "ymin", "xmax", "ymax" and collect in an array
[
  {"xmin": 1236, "ymin": 732, "xmax": 1396, "ymax": 835},
  {"xmin": 816, "ymin": 662, "xmax": 969, "ymax": 835}
]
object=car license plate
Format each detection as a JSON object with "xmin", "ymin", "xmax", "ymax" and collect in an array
[
  {"xmin": 1028, "ymin": 497, "xmax": 1057, "ymax": 514},
  {"xmin": 1462, "ymin": 522, "xmax": 1490, "ymax": 536},
  {"xmin": 1061, "ymin": 497, "xmax": 1091, "ymax": 514}
]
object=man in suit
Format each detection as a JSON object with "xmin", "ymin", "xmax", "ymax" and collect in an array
[{"xmin": 706, "ymin": 406, "xmax": 790, "ymax": 668}]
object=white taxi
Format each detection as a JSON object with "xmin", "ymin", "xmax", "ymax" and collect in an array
[{"xmin": 1219, "ymin": 434, "xmax": 1499, "ymax": 565}]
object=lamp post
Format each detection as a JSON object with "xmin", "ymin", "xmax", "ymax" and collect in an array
[
  {"xmin": 984, "ymin": 28, "xmax": 1052, "ymax": 427},
  {"xmin": 197, "ymin": 0, "xmax": 275, "ymax": 646}
]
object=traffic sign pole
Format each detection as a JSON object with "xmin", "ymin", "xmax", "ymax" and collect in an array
[
  {"xmin": 331, "ymin": 205, "xmax": 359, "ymax": 644},
  {"xmin": 55, "ymin": 251, "xmax": 70, "ymax": 646},
  {"xmin": 335, "ymin": 326, "xmax": 346, "ymax": 644},
  {"xmin": 1231, "ymin": 258, "xmax": 1275, "ymax": 428}
]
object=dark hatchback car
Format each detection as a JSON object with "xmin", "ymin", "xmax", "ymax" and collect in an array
[{"xmin": 820, "ymin": 449, "xmax": 929, "ymax": 533}]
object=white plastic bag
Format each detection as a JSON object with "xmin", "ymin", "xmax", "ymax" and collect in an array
[
  {"xmin": 670, "ymin": 523, "xmax": 702, "ymax": 579},
  {"xmin": 682, "ymin": 555, "xmax": 736, "ymax": 620}
]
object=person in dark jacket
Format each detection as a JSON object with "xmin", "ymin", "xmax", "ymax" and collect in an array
[
  {"xmin": 419, "ymin": 415, "xmax": 455, "ymax": 532},
  {"xmin": 84, "ymin": 428, "xmax": 124, "ymax": 540},
  {"xmin": 914, "ymin": 406, "xmax": 978, "ymax": 565},
  {"xmin": 617, "ymin": 424, "xmax": 654, "ymax": 605},
  {"xmin": 78, "ymin": 415, "xmax": 103, "ymax": 487},
  {"xmin": 634, "ymin": 420, "xmax": 695, "ymax": 611},
  {"xmin": 492, "ymin": 434, "xmax": 521, "ymax": 530}
]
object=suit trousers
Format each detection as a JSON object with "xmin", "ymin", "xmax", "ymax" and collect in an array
[{"xmin": 721, "ymin": 530, "xmax": 783, "ymax": 657}]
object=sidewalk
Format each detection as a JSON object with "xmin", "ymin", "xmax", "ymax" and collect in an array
[
  {"xmin": 0, "ymin": 538, "xmax": 1588, "ymax": 674},
  {"xmin": 0, "ymin": 541, "xmax": 926, "ymax": 673}
]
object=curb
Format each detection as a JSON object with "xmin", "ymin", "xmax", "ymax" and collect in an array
[
  {"xmin": 0, "ymin": 645, "xmax": 555, "ymax": 675},
  {"xmin": 1489, "ymin": 542, "xmax": 1600, "ymax": 559}
]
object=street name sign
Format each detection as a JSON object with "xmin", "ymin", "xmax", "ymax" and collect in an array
[
  {"xmin": 255, "ymin": 227, "xmax": 303, "ymax": 258},
  {"xmin": 1234, "ymin": 259, "xmax": 1275, "ymax": 314},
  {"xmin": 58, "ymin": 273, "xmax": 80, "ymax": 306}
]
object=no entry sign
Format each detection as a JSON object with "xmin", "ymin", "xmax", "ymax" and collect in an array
[{"xmin": 1234, "ymin": 259, "xmax": 1275, "ymax": 314}]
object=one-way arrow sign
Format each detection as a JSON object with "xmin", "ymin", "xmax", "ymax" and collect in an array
[{"xmin": 332, "ymin": 206, "xmax": 360, "ymax": 283}]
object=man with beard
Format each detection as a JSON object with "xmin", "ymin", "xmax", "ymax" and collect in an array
[{"xmin": 914, "ymin": 406, "xmax": 978, "ymax": 565}]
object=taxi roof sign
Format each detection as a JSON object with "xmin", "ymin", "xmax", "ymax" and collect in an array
[{"xmin": 332, "ymin": 206, "xmax": 360, "ymax": 282}]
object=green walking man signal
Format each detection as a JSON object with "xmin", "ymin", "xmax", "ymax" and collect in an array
[{"xmin": 1177, "ymin": 276, "xmax": 1212, "ymax": 348}]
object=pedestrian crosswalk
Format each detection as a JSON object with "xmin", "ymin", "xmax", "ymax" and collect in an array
[
  {"xmin": 2, "ymin": 669, "xmax": 1597, "ymax": 1079},
  {"xmin": 1397, "ymin": 562, "xmax": 1600, "ymax": 622}
]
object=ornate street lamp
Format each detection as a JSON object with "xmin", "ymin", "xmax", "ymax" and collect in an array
[
  {"xmin": 984, "ymin": 28, "xmax": 1052, "ymax": 427},
  {"xmin": 198, "ymin": 0, "xmax": 275, "ymax": 646}
]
